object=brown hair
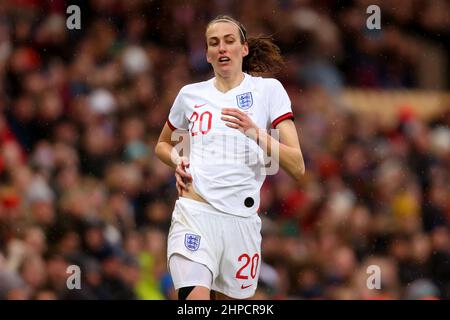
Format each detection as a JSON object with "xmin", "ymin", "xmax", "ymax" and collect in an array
[{"xmin": 206, "ymin": 15, "xmax": 284, "ymax": 76}]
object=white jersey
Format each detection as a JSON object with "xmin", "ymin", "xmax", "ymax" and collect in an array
[{"xmin": 167, "ymin": 73, "xmax": 294, "ymax": 217}]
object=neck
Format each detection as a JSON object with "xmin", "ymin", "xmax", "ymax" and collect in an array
[{"xmin": 214, "ymin": 71, "xmax": 245, "ymax": 93}]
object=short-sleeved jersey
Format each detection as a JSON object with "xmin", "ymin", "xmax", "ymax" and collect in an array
[{"xmin": 167, "ymin": 73, "xmax": 294, "ymax": 217}]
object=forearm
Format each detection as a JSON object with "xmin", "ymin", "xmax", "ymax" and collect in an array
[
  {"xmin": 257, "ymin": 129, "xmax": 305, "ymax": 180},
  {"xmin": 155, "ymin": 142, "xmax": 181, "ymax": 169}
]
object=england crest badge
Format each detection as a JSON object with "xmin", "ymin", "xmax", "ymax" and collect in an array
[
  {"xmin": 185, "ymin": 233, "xmax": 201, "ymax": 251},
  {"xmin": 236, "ymin": 92, "xmax": 253, "ymax": 110}
]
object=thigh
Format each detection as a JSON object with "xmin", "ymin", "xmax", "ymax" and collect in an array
[
  {"xmin": 169, "ymin": 254, "xmax": 213, "ymax": 292},
  {"xmin": 213, "ymin": 215, "xmax": 262, "ymax": 299},
  {"xmin": 167, "ymin": 200, "xmax": 219, "ymax": 280}
]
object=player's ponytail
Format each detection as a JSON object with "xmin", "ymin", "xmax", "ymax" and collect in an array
[
  {"xmin": 244, "ymin": 36, "xmax": 284, "ymax": 75},
  {"xmin": 207, "ymin": 15, "xmax": 284, "ymax": 76}
]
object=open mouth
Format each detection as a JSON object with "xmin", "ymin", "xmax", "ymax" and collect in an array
[{"xmin": 218, "ymin": 57, "xmax": 231, "ymax": 63}]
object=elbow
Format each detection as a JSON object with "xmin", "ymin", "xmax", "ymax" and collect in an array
[
  {"xmin": 285, "ymin": 152, "xmax": 305, "ymax": 183},
  {"xmin": 296, "ymin": 167, "xmax": 306, "ymax": 183},
  {"xmin": 293, "ymin": 162, "xmax": 305, "ymax": 183},
  {"xmin": 154, "ymin": 142, "xmax": 163, "ymax": 160},
  {"xmin": 299, "ymin": 165, "xmax": 306, "ymax": 176}
]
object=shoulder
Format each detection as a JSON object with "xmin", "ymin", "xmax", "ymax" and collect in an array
[
  {"xmin": 178, "ymin": 79, "xmax": 213, "ymax": 95},
  {"xmin": 248, "ymin": 75, "xmax": 285, "ymax": 91},
  {"xmin": 261, "ymin": 78, "xmax": 285, "ymax": 90}
]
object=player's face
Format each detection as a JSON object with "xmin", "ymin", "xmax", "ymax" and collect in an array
[{"xmin": 205, "ymin": 22, "xmax": 249, "ymax": 77}]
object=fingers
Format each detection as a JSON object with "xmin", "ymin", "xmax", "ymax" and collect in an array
[
  {"xmin": 221, "ymin": 108, "xmax": 245, "ymax": 120},
  {"xmin": 175, "ymin": 158, "xmax": 192, "ymax": 181},
  {"xmin": 175, "ymin": 157, "xmax": 192, "ymax": 194},
  {"xmin": 175, "ymin": 156, "xmax": 192, "ymax": 195},
  {"xmin": 175, "ymin": 173, "xmax": 187, "ymax": 190},
  {"xmin": 179, "ymin": 156, "xmax": 190, "ymax": 166},
  {"xmin": 180, "ymin": 158, "xmax": 192, "ymax": 180},
  {"xmin": 221, "ymin": 109, "xmax": 247, "ymax": 130},
  {"xmin": 221, "ymin": 115, "xmax": 242, "ymax": 126},
  {"xmin": 225, "ymin": 122, "xmax": 240, "ymax": 129},
  {"xmin": 222, "ymin": 109, "xmax": 256, "ymax": 135},
  {"xmin": 176, "ymin": 181, "xmax": 182, "ymax": 196},
  {"xmin": 176, "ymin": 165, "xmax": 192, "ymax": 181}
]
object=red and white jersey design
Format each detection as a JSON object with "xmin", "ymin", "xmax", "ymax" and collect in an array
[{"xmin": 167, "ymin": 73, "xmax": 294, "ymax": 217}]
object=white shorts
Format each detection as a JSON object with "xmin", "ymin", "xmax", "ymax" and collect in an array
[{"xmin": 167, "ymin": 197, "xmax": 262, "ymax": 299}]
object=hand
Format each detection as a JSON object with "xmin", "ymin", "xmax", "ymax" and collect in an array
[
  {"xmin": 175, "ymin": 156, "xmax": 192, "ymax": 196},
  {"xmin": 221, "ymin": 108, "xmax": 259, "ymax": 141}
]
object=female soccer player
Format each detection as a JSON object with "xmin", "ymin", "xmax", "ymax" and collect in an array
[{"xmin": 155, "ymin": 15, "xmax": 305, "ymax": 300}]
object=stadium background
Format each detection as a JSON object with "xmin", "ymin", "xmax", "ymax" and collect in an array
[{"xmin": 0, "ymin": 0, "xmax": 449, "ymax": 300}]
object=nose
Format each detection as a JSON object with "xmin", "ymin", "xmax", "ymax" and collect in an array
[{"xmin": 218, "ymin": 41, "xmax": 226, "ymax": 53}]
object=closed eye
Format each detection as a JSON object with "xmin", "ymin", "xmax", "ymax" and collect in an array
[{"xmin": 208, "ymin": 35, "xmax": 236, "ymax": 46}]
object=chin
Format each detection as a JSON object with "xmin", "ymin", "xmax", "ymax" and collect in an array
[{"xmin": 216, "ymin": 66, "xmax": 233, "ymax": 77}]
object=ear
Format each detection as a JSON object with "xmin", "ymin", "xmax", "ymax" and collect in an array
[
  {"xmin": 206, "ymin": 48, "xmax": 212, "ymax": 64},
  {"xmin": 242, "ymin": 42, "xmax": 249, "ymax": 58}
]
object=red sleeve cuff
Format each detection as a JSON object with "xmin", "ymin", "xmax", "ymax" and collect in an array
[
  {"xmin": 166, "ymin": 119, "xmax": 177, "ymax": 131},
  {"xmin": 272, "ymin": 112, "xmax": 294, "ymax": 128}
]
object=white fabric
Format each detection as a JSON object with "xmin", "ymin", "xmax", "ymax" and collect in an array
[
  {"xmin": 167, "ymin": 73, "xmax": 293, "ymax": 216},
  {"xmin": 169, "ymin": 254, "xmax": 213, "ymax": 290},
  {"xmin": 167, "ymin": 197, "xmax": 262, "ymax": 299}
]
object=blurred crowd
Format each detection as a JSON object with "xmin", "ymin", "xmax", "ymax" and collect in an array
[{"xmin": 0, "ymin": 0, "xmax": 449, "ymax": 300}]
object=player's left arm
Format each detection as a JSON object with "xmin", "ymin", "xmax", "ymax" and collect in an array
[
  {"xmin": 266, "ymin": 119, "xmax": 305, "ymax": 182},
  {"xmin": 221, "ymin": 109, "xmax": 305, "ymax": 182}
]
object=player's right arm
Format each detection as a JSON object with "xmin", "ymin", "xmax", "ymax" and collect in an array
[
  {"xmin": 155, "ymin": 122, "xmax": 192, "ymax": 194},
  {"xmin": 155, "ymin": 122, "xmax": 181, "ymax": 169},
  {"xmin": 155, "ymin": 87, "xmax": 193, "ymax": 194}
]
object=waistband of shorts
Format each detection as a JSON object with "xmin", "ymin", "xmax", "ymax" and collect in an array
[
  {"xmin": 177, "ymin": 196, "xmax": 219, "ymax": 212},
  {"xmin": 177, "ymin": 196, "xmax": 259, "ymax": 219}
]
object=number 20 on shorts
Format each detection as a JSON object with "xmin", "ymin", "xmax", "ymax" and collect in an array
[{"xmin": 235, "ymin": 253, "xmax": 260, "ymax": 279}]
